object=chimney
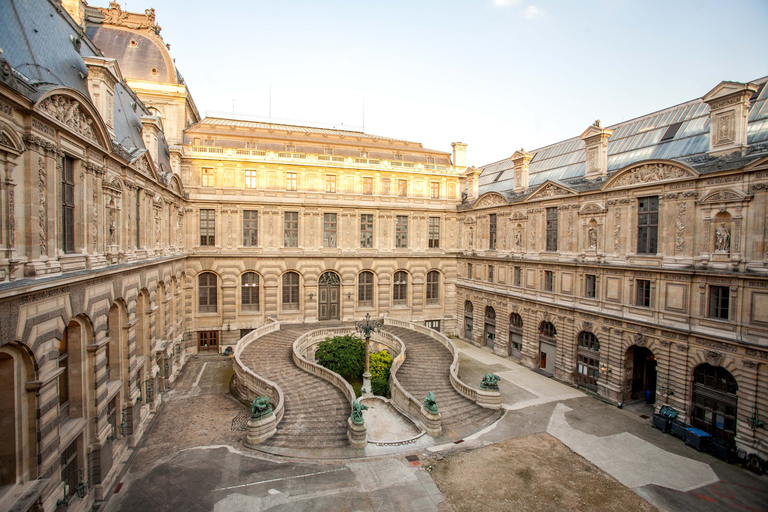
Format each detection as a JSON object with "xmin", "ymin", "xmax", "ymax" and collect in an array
[
  {"xmin": 452, "ymin": 142, "xmax": 467, "ymax": 169},
  {"xmin": 580, "ymin": 120, "xmax": 612, "ymax": 180},
  {"xmin": 462, "ymin": 166, "xmax": 481, "ymax": 201},
  {"xmin": 703, "ymin": 81, "xmax": 758, "ymax": 157},
  {"xmin": 141, "ymin": 115, "xmax": 163, "ymax": 165},
  {"xmin": 511, "ymin": 149, "xmax": 533, "ymax": 193},
  {"xmin": 61, "ymin": 0, "xmax": 87, "ymax": 27}
]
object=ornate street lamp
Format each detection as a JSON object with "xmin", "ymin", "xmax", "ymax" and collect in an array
[{"xmin": 355, "ymin": 313, "xmax": 381, "ymax": 395}]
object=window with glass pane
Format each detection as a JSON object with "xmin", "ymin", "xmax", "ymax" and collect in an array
[
  {"xmin": 426, "ymin": 271, "xmax": 440, "ymax": 305},
  {"xmin": 243, "ymin": 210, "xmax": 258, "ymax": 246},
  {"xmin": 398, "ymin": 179, "xmax": 407, "ymax": 197},
  {"xmin": 360, "ymin": 214, "xmax": 373, "ymax": 248},
  {"xmin": 637, "ymin": 196, "xmax": 659, "ymax": 254},
  {"xmin": 396, "ymin": 216, "xmax": 408, "ymax": 248},
  {"xmin": 489, "ymin": 214, "xmax": 497, "ymax": 249},
  {"xmin": 544, "ymin": 270, "xmax": 553, "ymax": 291},
  {"xmin": 241, "ymin": 272, "xmax": 259, "ymax": 311},
  {"xmin": 284, "ymin": 212, "xmax": 298, "ymax": 247},
  {"xmin": 198, "ymin": 272, "xmax": 217, "ymax": 312},
  {"xmin": 363, "ymin": 177, "xmax": 373, "ymax": 195},
  {"xmin": 136, "ymin": 187, "xmax": 141, "ymax": 248},
  {"xmin": 282, "ymin": 272, "xmax": 300, "ymax": 309},
  {"xmin": 61, "ymin": 440, "xmax": 78, "ymax": 499},
  {"xmin": 585, "ymin": 274, "xmax": 596, "ymax": 298},
  {"xmin": 62, "ymin": 155, "xmax": 75, "ymax": 253},
  {"xmin": 514, "ymin": 267, "xmax": 522, "ymax": 286},
  {"xmin": 430, "ymin": 182, "xmax": 440, "ymax": 198},
  {"xmin": 200, "ymin": 209, "xmax": 215, "ymax": 246},
  {"xmin": 428, "ymin": 217, "xmax": 440, "ymax": 248},
  {"xmin": 286, "ymin": 172, "xmax": 297, "ymax": 191},
  {"xmin": 326, "ymin": 174, "xmax": 336, "ymax": 193},
  {"xmin": 636, "ymin": 279, "xmax": 651, "ymax": 307},
  {"xmin": 323, "ymin": 213, "xmax": 337, "ymax": 247},
  {"xmin": 467, "ymin": 263, "xmax": 473, "ymax": 279},
  {"xmin": 709, "ymin": 286, "xmax": 730, "ymax": 320},
  {"xmin": 393, "ymin": 271, "xmax": 408, "ymax": 305},
  {"xmin": 245, "ymin": 169, "xmax": 257, "ymax": 189},
  {"xmin": 201, "ymin": 168, "xmax": 214, "ymax": 187},
  {"xmin": 488, "ymin": 265, "xmax": 494, "ymax": 282},
  {"xmin": 358, "ymin": 271, "xmax": 374, "ymax": 306},
  {"xmin": 546, "ymin": 207, "xmax": 558, "ymax": 251}
]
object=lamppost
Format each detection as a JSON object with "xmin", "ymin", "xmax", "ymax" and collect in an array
[{"xmin": 355, "ymin": 313, "xmax": 381, "ymax": 396}]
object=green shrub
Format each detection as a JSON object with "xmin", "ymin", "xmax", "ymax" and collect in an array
[
  {"xmin": 370, "ymin": 349, "xmax": 393, "ymax": 380},
  {"xmin": 315, "ymin": 334, "xmax": 365, "ymax": 380},
  {"xmin": 371, "ymin": 375, "xmax": 390, "ymax": 397}
]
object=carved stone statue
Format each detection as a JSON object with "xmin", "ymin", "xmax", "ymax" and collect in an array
[
  {"xmin": 715, "ymin": 223, "xmax": 730, "ymax": 253},
  {"xmin": 588, "ymin": 227, "xmax": 597, "ymax": 249},
  {"xmin": 480, "ymin": 373, "xmax": 501, "ymax": 391},
  {"xmin": 350, "ymin": 400, "xmax": 369, "ymax": 425},
  {"xmin": 515, "ymin": 230, "xmax": 522, "ymax": 249},
  {"xmin": 250, "ymin": 396, "xmax": 273, "ymax": 420},
  {"xmin": 423, "ymin": 391, "xmax": 438, "ymax": 414}
]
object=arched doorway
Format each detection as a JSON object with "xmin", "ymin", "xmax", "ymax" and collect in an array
[
  {"xmin": 464, "ymin": 301, "xmax": 474, "ymax": 340},
  {"xmin": 484, "ymin": 306, "xmax": 496, "ymax": 349},
  {"xmin": 509, "ymin": 313, "xmax": 523, "ymax": 360},
  {"xmin": 692, "ymin": 364, "xmax": 738, "ymax": 443},
  {"xmin": 0, "ymin": 352, "xmax": 16, "ymax": 486},
  {"xmin": 318, "ymin": 271, "xmax": 340, "ymax": 320},
  {"xmin": 625, "ymin": 345, "xmax": 656, "ymax": 402},
  {"xmin": 538, "ymin": 321, "xmax": 557, "ymax": 375}
]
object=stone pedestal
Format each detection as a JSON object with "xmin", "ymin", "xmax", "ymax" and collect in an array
[
  {"xmin": 361, "ymin": 371, "xmax": 372, "ymax": 396},
  {"xmin": 476, "ymin": 389, "xmax": 502, "ymax": 409},
  {"xmin": 420, "ymin": 407, "xmax": 442, "ymax": 437},
  {"xmin": 245, "ymin": 413, "xmax": 277, "ymax": 447},
  {"xmin": 347, "ymin": 417, "xmax": 367, "ymax": 449}
]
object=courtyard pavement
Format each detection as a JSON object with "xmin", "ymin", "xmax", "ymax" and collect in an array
[{"xmin": 103, "ymin": 342, "xmax": 767, "ymax": 512}]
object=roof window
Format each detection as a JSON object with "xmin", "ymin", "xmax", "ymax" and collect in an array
[
  {"xmin": 750, "ymin": 83, "xmax": 765, "ymax": 103},
  {"xmin": 660, "ymin": 122, "xmax": 683, "ymax": 142}
]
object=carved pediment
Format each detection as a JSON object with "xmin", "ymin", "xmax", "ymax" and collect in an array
[
  {"xmin": 130, "ymin": 151, "xmax": 160, "ymax": 182},
  {"xmin": 0, "ymin": 121, "xmax": 24, "ymax": 154},
  {"xmin": 697, "ymin": 188, "xmax": 751, "ymax": 204},
  {"xmin": 604, "ymin": 161, "xmax": 698, "ymax": 190},
  {"xmin": 579, "ymin": 203, "xmax": 606, "ymax": 215},
  {"xmin": 473, "ymin": 192, "xmax": 507, "ymax": 208},
  {"xmin": 463, "ymin": 215, "xmax": 476, "ymax": 225},
  {"xmin": 511, "ymin": 210, "xmax": 528, "ymax": 221},
  {"xmin": 526, "ymin": 181, "xmax": 576, "ymax": 201},
  {"xmin": 35, "ymin": 91, "xmax": 110, "ymax": 149},
  {"xmin": 169, "ymin": 174, "xmax": 182, "ymax": 195}
]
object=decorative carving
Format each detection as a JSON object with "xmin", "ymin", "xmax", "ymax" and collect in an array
[
  {"xmin": 423, "ymin": 391, "xmax": 438, "ymax": 414},
  {"xmin": 530, "ymin": 182, "xmax": 574, "ymax": 199},
  {"xmin": 613, "ymin": 207, "xmax": 621, "ymax": 253},
  {"xmin": 715, "ymin": 223, "xmax": 730, "ymax": 253},
  {"xmin": 697, "ymin": 189, "xmax": 749, "ymax": 204},
  {"xmin": 607, "ymin": 162, "xmax": 696, "ymax": 189},
  {"xmin": 37, "ymin": 95, "xmax": 96, "ymax": 143},
  {"xmin": 588, "ymin": 227, "xmax": 597, "ymax": 250},
  {"xmin": 675, "ymin": 202, "xmax": 685, "ymax": 255},
  {"xmin": 94, "ymin": 2, "xmax": 163, "ymax": 35},
  {"xmin": 480, "ymin": 374, "xmax": 500, "ymax": 391},
  {"xmin": 351, "ymin": 400, "xmax": 368, "ymax": 424},
  {"xmin": 568, "ymin": 212, "xmax": 574, "ymax": 252},
  {"xmin": 714, "ymin": 111, "xmax": 734, "ymax": 146},
  {"xmin": 633, "ymin": 332, "xmax": 645, "ymax": 347},
  {"xmin": 250, "ymin": 396, "xmax": 273, "ymax": 420},
  {"xmin": 705, "ymin": 350, "xmax": 723, "ymax": 367},
  {"xmin": 92, "ymin": 177, "xmax": 98, "ymax": 252},
  {"xmin": 38, "ymin": 157, "xmax": 47, "ymax": 254},
  {"xmin": 582, "ymin": 321, "xmax": 593, "ymax": 332},
  {"xmin": 515, "ymin": 230, "xmax": 522, "ymax": 249},
  {"xmin": 475, "ymin": 193, "xmax": 507, "ymax": 208}
]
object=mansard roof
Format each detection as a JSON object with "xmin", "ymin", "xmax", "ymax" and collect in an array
[{"xmin": 479, "ymin": 76, "xmax": 768, "ymax": 195}]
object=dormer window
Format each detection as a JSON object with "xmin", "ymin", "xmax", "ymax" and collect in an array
[
  {"xmin": 660, "ymin": 122, "xmax": 683, "ymax": 142},
  {"xmin": 360, "ymin": 151, "xmax": 368, "ymax": 158},
  {"xmin": 285, "ymin": 144, "xmax": 296, "ymax": 152}
]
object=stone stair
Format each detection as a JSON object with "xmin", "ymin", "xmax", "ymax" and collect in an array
[
  {"xmin": 385, "ymin": 326, "xmax": 500, "ymax": 440},
  {"xmin": 239, "ymin": 324, "xmax": 351, "ymax": 449}
]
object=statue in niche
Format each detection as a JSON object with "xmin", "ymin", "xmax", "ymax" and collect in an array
[
  {"xmin": 468, "ymin": 227, "xmax": 474, "ymax": 249},
  {"xmin": 715, "ymin": 223, "xmax": 731, "ymax": 253},
  {"xmin": 588, "ymin": 227, "xmax": 598, "ymax": 249},
  {"xmin": 515, "ymin": 230, "xmax": 522, "ymax": 249}
]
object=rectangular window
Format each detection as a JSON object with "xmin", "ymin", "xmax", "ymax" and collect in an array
[
  {"xmin": 325, "ymin": 174, "xmax": 336, "ymax": 193},
  {"xmin": 430, "ymin": 182, "xmax": 440, "ymax": 199},
  {"xmin": 245, "ymin": 169, "xmax": 257, "ymax": 189},
  {"xmin": 363, "ymin": 177, "xmax": 373, "ymax": 195},
  {"xmin": 61, "ymin": 440, "xmax": 78, "ymax": 499},
  {"xmin": 284, "ymin": 212, "xmax": 298, "ymax": 247},
  {"xmin": 285, "ymin": 144, "xmax": 296, "ymax": 152},
  {"xmin": 282, "ymin": 273, "xmax": 300, "ymax": 309},
  {"xmin": 358, "ymin": 272, "xmax": 374, "ymax": 307},
  {"xmin": 62, "ymin": 155, "xmax": 75, "ymax": 253},
  {"xmin": 360, "ymin": 214, "xmax": 374, "ymax": 248},
  {"xmin": 245, "ymin": 142, "xmax": 257, "ymax": 149},
  {"xmin": 135, "ymin": 187, "xmax": 141, "ymax": 248},
  {"xmin": 241, "ymin": 273, "xmax": 260, "ymax": 311},
  {"xmin": 324, "ymin": 147, "xmax": 334, "ymax": 155},
  {"xmin": 286, "ymin": 172, "xmax": 297, "ymax": 191},
  {"xmin": 514, "ymin": 267, "xmax": 522, "ymax": 286},
  {"xmin": 544, "ymin": 270, "xmax": 554, "ymax": 292},
  {"xmin": 198, "ymin": 273, "xmax": 217, "ymax": 312},
  {"xmin": 428, "ymin": 217, "xmax": 440, "ymax": 248},
  {"xmin": 425, "ymin": 319, "xmax": 441, "ymax": 331},
  {"xmin": 489, "ymin": 213, "xmax": 497, "ymax": 250},
  {"xmin": 546, "ymin": 207, "xmax": 558, "ymax": 251},
  {"xmin": 636, "ymin": 279, "xmax": 651, "ymax": 307},
  {"xmin": 488, "ymin": 265, "xmax": 494, "ymax": 282},
  {"xmin": 467, "ymin": 263, "xmax": 473, "ymax": 279},
  {"xmin": 396, "ymin": 215, "xmax": 408, "ymax": 248},
  {"xmin": 201, "ymin": 168, "xmax": 214, "ymax": 187},
  {"xmin": 381, "ymin": 178, "xmax": 390, "ymax": 195},
  {"xmin": 243, "ymin": 210, "xmax": 258, "ymax": 246},
  {"xmin": 637, "ymin": 196, "xmax": 659, "ymax": 254},
  {"xmin": 709, "ymin": 286, "xmax": 730, "ymax": 320},
  {"xmin": 585, "ymin": 274, "xmax": 597, "ymax": 298},
  {"xmin": 323, "ymin": 213, "xmax": 337, "ymax": 248},
  {"xmin": 398, "ymin": 179, "xmax": 407, "ymax": 197},
  {"xmin": 426, "ymin": 271, "xmax": 440, "ymax": 305},
  {"xmin": 200, "ymin": 209, "xmax": 215, "ymax": 246}
]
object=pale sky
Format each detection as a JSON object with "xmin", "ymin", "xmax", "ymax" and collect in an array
[{"xmin": 122, "ymin": 0, "xmax": 768, "ymax": 165}]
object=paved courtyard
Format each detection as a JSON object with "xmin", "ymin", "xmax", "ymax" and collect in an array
[{"xmin": 103, "ymin": 343, "xmax": 767, "ymax": 512}]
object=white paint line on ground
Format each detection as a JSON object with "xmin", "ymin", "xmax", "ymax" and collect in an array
[
  {"xmin": 214, "ymin": 467, "xmax": 348, "ymax": 492},
  {"xmin": 503, "ymin": 392, "xmax": 584, "ymax": 411},
  {"xmin": 193, "ymin": 362, "xmax": 208, "ymax": 388},
  {"xmin": 546, "ymin": 402, "xmax": 718, "ymax": 492}
]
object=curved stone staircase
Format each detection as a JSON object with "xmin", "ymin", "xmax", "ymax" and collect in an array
[{"xmin": 384, "ymin": 326, "xmax": 500, "ymax": 440}]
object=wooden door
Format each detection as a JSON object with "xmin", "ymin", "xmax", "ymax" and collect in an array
[{"xmin": 318, "ymin": 272, "xmax": 340, "ymax": 321}]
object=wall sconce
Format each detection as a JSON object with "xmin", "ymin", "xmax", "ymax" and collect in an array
[
  {"xmin": 347, "ymin": 292, "xmax": 352, "ymax": 300},
  {"xmin": 309, "ymin": 292, "xmax": 314, "ymax": 300},
  {"xmin": 164, "ymin": 362, "xmax": 170, "ymax": 375},
  {"xmin": 118, "ymin": 412, "xmax": 127, "ymax": 436},
  {"xmin": 76, "ymin": 469, "xmax": 87, "ymax": 498},
  {"xmin": 748, "ymin": 406, "xmax": 764, "ymax": 430},
  {"xmin": 599, "ymin": 363, "xmax": 612, "ymax": 376},
  {"xmin": 227, "ymin": 322, "xmax": 231, "ymax": 331},
  {"xmin": 658, "ymin": 377, "xmax": 674, "ymax": 397}
]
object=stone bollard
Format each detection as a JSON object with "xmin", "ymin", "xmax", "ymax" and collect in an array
[
  {"xmin": 245, "ymin": 412, "xmax": 277, "ymax": 446},
  {"xmin": 420, "ymin": 406, "xmax": 442, "ymax": 437},
  {"xmin": 347, "ymin": 417, "xmax": 368, "ymax": 449}
]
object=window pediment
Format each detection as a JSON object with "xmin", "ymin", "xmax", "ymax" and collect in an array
[{"xmin": 604, "ymin": 160, "xmax": 697, "ymax": 190}]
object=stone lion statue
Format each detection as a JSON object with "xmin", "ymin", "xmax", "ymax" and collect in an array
[
  {"xmin": 351, "ymin": 400, "xmax": 369, "ymax": 425},
  {"xmin": 250, "ymin": 396, "xmax": 273, "ymax": 420},
  {"xmin": 480, "ymin": 373, "xmax": 501, "ymax": 391},
  {"xmin": 423, "ymin": 391, "xmax": 439, "ymax": 414}
]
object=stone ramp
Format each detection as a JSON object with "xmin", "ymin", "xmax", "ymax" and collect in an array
[
  {"xmin": 239, "ymin": 323, "xmax": 351, "ymax": 449},
  {"xmin": 385, "ymin": 326, "xmax": 500, "ymax": 440}
]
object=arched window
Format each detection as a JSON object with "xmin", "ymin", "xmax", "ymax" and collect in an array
[
  {"xmin": 484, "ymin": 306, "xmax": 496, "ymax": 348},
  {"xmin": 393, "ymin": 271, "xmax": 408, "ymax": 305},
  {"xmin": 692, "ymin": 364, "xmax": 738, "ymax": 442},
  {"xmin": 464, "ymin": 301, "xmax": 474, "ymax": 338},
  {"xmin": 58, "ymin": 333, "xmax": 70, "ymax": 423},
  {"xmin": 578, "ymin": 331, "xmax": 599, "ymax": 351},
  {"xmin": 198, "ymin": 273, "xmax": 218, "ymax": 313},
  {"xmin": 282, "ymin": 272, "xmax": 300, "ymax": 309},
  {"xmin": 426, "ymin": 271, "xmax": 440, "ymax": 305},
  {"xmin": 241, "ymin": 272, "xmax": 260, "ymax": 311},
  {"xmin": 509, "ymin": 312, "xmax": 523, "ymax": 356},
  {"xmin": 576, "ymin": 331, "xmax": 600, "ymax": 388},
  {"xmin": 509, "ymin": 313, "xmax": 523, "ymax": 329},
  {"xmin": 539, "ymin": 321, "xmax": 556, "ymax": 338},
  {"xmin": 358, "ymin": 271, "xmax": 374, "ymax": 307}
]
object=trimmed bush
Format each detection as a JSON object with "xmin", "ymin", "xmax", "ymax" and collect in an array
[
  {"xmin": 370, "ymin": 349, "xmax": 393, "ymax": 380},
  {"xmin": 315, "ymin": 334, "xmax": 365, "ymax": 381},
  {"xmin": 371, "ymin": 375, "xmax": 390, "ymax": 397}
]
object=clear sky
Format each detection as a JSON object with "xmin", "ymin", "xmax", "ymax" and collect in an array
[{"xmin": 125, "ymin": 0, "xmax": 768, "ymax": 165}]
